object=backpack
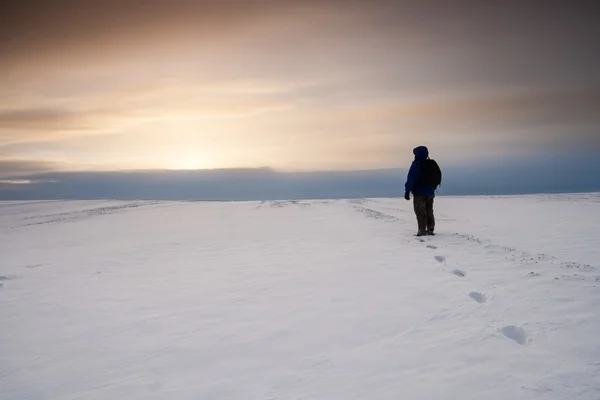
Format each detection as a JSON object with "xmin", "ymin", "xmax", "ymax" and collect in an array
[{"xmin": 417, "ymin": 159, "xmax": 442, "ymax": 187}]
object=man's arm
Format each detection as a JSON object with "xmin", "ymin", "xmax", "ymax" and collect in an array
[{"xmin": 405, "ymin": 161, "xmax": 418, "ymax": 194}]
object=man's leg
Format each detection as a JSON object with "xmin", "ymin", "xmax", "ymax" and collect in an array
[
  {"xmin": 426, "ymin": 196, "xmax": 435, "ymax": 234},
  {"xmin": 413, "ymin": 196, "xmax": 427, "ymax": 234}
]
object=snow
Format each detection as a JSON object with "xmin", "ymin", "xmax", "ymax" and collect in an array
[{"xmin": 1, "ymin": 194, "xmax": 600, "ymax": 399}]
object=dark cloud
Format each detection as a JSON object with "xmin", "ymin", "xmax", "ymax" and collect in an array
[
  {"xmin": 0, "ymin": 167, "xmax": 401, "ymax": 200},
  {"xmin": 2, "ymin": 153, "xmax": 600, "ymax": 200},
  {"xmin": 2, "ymin": 0, "xmax": 599, "ymax": 97},
  {"xmin": 386, "ymin": 86, "xmax": 600, "ymax": 140},
  {"xmin": 2, "ymin": 0, "xmax": 599, "ymax": 80},
  {"xmin": 0, "ymin": 0, "xmax": 322, "ymax": 73}
]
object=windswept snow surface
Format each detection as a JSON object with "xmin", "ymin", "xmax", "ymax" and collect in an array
[{"xmin": 1, "ymin": 194, "xmax": 600, "ymax": 399}]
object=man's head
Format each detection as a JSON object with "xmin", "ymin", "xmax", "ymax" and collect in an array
[{"xmin": 413, "ymin": 146, "xmax": 429, "ymax": 161}]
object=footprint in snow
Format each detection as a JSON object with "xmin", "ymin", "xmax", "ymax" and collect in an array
[
  {"xmin": 501, "ymin": 325, "xmax": 527, "ymax": 345},
  {"xmin": 434, "ymin": 255, "xmax": 446, "ymax": 263},
  {"xmin": 452, "ymin": 270, "xmax": 466, "ymax": 277},
  {"xmin": 469, "ymin": 292, "xmax": 487, "ymax": 303}
]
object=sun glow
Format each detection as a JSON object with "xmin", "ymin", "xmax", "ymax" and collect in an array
[{"xmin": 167, "ymin": 149, "xmax": 217, "ymax": 170}]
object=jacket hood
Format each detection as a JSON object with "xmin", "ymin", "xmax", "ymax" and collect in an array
[{"xmin": 413, "ymin": 146, "xmax": 429, "ymax": 161}]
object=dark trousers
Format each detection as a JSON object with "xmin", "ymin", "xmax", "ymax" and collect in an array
[{"xmin": 413, "ymin": 196, "xmax": 435, "ymax": 233}]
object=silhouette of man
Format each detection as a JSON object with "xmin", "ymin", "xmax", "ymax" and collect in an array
[{"xmin": 404, "ymin": 146, "xmax": 441, "ymax": 236}]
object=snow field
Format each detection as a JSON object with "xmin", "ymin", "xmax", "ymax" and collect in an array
[{"xmin": 1, "ymin": 195, "xmax": 599, "ymax": 399}]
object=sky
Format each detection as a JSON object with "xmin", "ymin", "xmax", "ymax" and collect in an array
[{"xmin": 1, "ymin": 0, "xmax": 600, "ymax": 199}]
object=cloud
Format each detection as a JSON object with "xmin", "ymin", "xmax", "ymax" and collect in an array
[
  {"xmin": 0, "ymin": 0, "xmax": 352, "ymax": 80},
  {"xmin": 0, "ymin": 167, "xmax": 404, "ymax": 200},
  {"xmin": 0, "ymin": 108, "xmax": 132, "ymax": 146},
  {"xmin": 351, "ymin": 85, "xmax": 600, "ymax": 120},
  {"xmin": 0, "ymin": 179, "xmax": 35, "ymax": 185},
  {"xmin": 0, "ymin": 159, "xmax": 61, "ymax": 178},
  {"xmin": 0, "ymin": 108, "xmax": 107, "ymax": 131},
  {"xmin": 328, "ymin": 86, "xmax": 600, "ymax": 145},
  {"xmin": 3, "ymin": 154, "xmax": 600, "ymax": 201},
  {"xmin": 4, "ymin": 0, "xmax": 599, "ymax": 91},
  {"xmin": 0, "ymin": 81, "xmax": 296, "ymax": 146}
]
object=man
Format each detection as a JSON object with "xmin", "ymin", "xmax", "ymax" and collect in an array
[{"xmin": 404, "ymin": 146, "xmax": 442, "ymax": 236}]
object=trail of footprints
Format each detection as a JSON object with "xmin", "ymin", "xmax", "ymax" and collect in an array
[
  {"xmin": 348, "ymin": 203, "xmax": 594, "ymax": 347},
  {"xmin": 425, "ymin": 240, "xmax": 527, "ymax": 346}
]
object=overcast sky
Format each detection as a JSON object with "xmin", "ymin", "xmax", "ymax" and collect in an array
[{"xmin": 1, "ymin": 0, "xmax": 599, "ymax": 194}]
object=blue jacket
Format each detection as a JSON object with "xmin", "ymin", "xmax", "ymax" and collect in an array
[{"xmin": 405, "ymin": 146, "xmax": 436, "ymax": 197}]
